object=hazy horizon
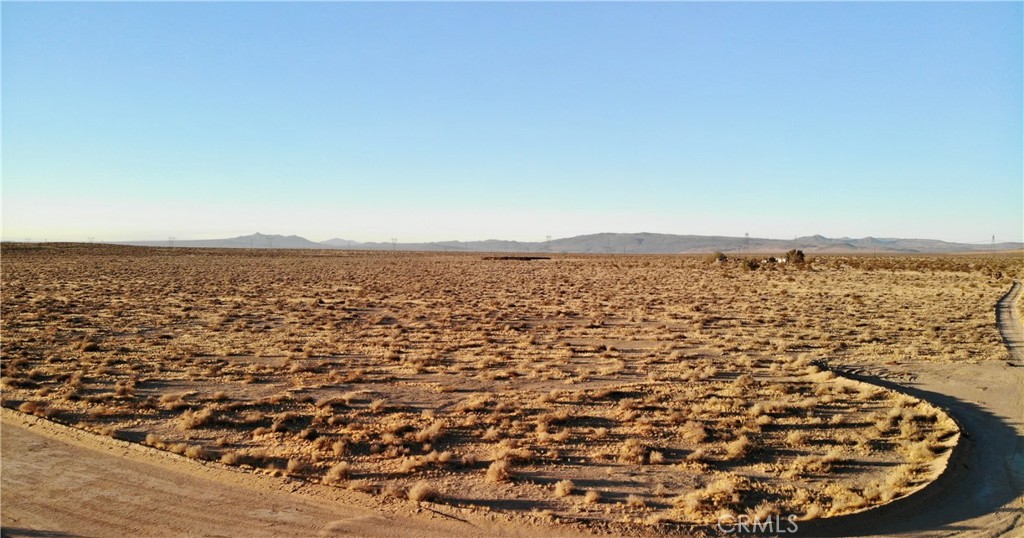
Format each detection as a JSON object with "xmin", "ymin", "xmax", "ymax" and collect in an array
[
  {"xmin": 4, "ymin": 230, "xmax": 1018, "ymax": 249},
  {"xmin": 3, "ymin": 3, "xmax": 1022, "ymax": 244}
]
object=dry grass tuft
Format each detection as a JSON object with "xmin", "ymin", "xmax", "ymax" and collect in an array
[
  {"xmin": 324, "ymin": 462, "xmax": 352, "ymax": 483},
  {"xmin": 407, "ymin": 481, "xmax": 438, "ymax": 502},
  {"xmin": 554, "ymin": 479, "xmax": 575, "ymax": 497},
  {"xmin": 486, "ymin": 459, "xmax": 513, "ymax": 483}
]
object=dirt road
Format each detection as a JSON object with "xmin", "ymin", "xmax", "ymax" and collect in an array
[
  {"xmin": 804, "ymin": 281, "xmax": 1024, "ymax": 537},
  {"xmin": 0, "ymin": 408, "xmax": 587, "ymax": 538},
  {"xmin": 997, "ymin": 281, "xmax": 1023, "ymax": 367}
]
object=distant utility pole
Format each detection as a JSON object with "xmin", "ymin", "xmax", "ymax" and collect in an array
[
  {"xmin": 992, "ymin": 235, "xmax": 995, "ymax": 251},
  {"xmin": 168, "ymin": 236, "xmax": 175, "ymax": 248},
  {"xmin": 267, "ymin": 236, "xmax": 274, "ymax": 248},
  {"xmin": 87, "ymin": 236, "xmax": 95, "ymax": 243},
  {"xmin": 744, "ymin": 232, "xmax": 749, "ymax": 254},
  {"xmin": 391, "ymin": 238, "xmax": 398, "ymax": 250}
]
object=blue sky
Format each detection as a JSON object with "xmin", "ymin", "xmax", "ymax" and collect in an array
[{"xmin": 3, "ymin": 2, "xmax": 1021, "ymax": 243}]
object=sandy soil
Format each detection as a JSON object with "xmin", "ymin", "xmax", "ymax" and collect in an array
[{"xmin": 1, "ymin": 252, "xmax": 1021, "ymax": 538}]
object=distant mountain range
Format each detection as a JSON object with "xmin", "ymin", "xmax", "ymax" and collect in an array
[{"xmin": 123, "ymin": 232, "xmax": 1022, "ymax": 254}]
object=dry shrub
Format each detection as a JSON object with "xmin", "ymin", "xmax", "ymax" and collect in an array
[
  {"xmin": 424, "ymin": 450, "xmax": 452, "ymax": 464},
  {"xmin": 626, "ymin": 494, "xmax": 646, "ymax": 509},
  {"xmin": 907, "ymin": 441, "xmax": 939, "ymax": 464},
  {"xmin": 113, "ymin": 380, "xmax": 135, "ymax": 397},
  {"xmin": 554, "ymin": 479, "xmax": 575, "ymax": 497},
  {"xmin": 407, "ymin": 481, "xmax": 438, "ymax": 502},
  {"xmin": 583, "ymin": 490, "xmax": 601, "ymax": 504},
  {"xmin": 399, "ymin": 457, "xmax": 424, "ymax": 474},
  {"xmin": 674, "ymin": 476, "xmax": 743, "ymax": 521},
  {"xmin": 723, "ymin": 435, "xmax": 751, "ymax": 461},
  {"xmin": 785, "ymin": 430, "xmax": 809, "ymax": 447},
  {"xmin": 167, "ymin": 442, "xmax": 188, "ymax": 455},
  {"xmin": 286, "ymin": 457, "xmax": 307, "ymax": 476},
  {"xmin": 686, "ymin": 447, "xmax": 709, "ymax": 463},
  {"xmin": 177, "ymin": 406, "xmax": 216, "ymax": 430},
  {"xmin": 680, "ymin": 420, "xmax": 707, "ymax": 444},
  {"xmin": 486, "ymin": 459, "xmax": 512, "ymax": 483},
  {"xmin": 145, "ymin": 433, "xmax": 165, "ymax": 448},
  {"xmin": 490, "ymin": 440, "xmax": 534, "ymax": 462},
  {"xmin": 414, "ymin": 421, "xmax": 444, "ymax": 443},
  {"xmin": 184, "ymin": 444, "xmax": 211, "ymax": 460},
  {"xmin": 826, "ymin": 485, "xmax": 867, "ymax": 516},
  {"xmin": 325, "ymin": 462, "xmax": 352, "ymax": 483},
  {"xmin": 752, "ymin": 501, "xmax": 779, "ymax": 520},
  {"xmin": 18, "ymin": 400, "xmax": 48, "ymax": 416},
  {"xmin": 619, "ymin": 438, "xmax": 647, "ymax": 464},
  {"xmin": 456, "ymin": 393, "xmax": 491, "ymax": 413}
]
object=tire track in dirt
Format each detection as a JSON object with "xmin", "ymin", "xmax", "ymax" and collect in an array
[
  {"xmin": 801, "ymin": 281, "xmax": 1024, "ymax": 537},
  {"xmin": 996, "ymin": 280, "xmax": 1023, "ymax": 367}
]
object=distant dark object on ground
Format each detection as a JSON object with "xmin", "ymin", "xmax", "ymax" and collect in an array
[
  {"xmin": 706, "ymin": 251, "xmax": 728, "ymax": 264},
  {"xmin": 482, "ymin": 256, "xmax": 551, "ymax": 261}
]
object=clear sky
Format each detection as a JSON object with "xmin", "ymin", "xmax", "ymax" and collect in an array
[{"xmin": 3, "ymin": 2, "xmax": 1021, "ymax": 244}]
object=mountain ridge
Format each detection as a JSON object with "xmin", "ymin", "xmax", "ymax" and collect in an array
[{"xmin": 121, "ymin": 232, "xmax": 1022, "ymax": 254}]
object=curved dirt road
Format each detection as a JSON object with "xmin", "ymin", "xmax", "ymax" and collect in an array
[{"xmin": 803, "ymin": 281, "xmax": 1024, "ymax": 538}]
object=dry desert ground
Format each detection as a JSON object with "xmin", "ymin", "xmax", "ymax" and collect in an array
[{"xmin": 1, "ymin": 244, "xmax": 1022, "ymax": 537}]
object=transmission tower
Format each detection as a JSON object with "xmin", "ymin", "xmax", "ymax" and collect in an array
[{"xmin": 391, "ymin": 238, "xmax": 398, "ymax": 250}]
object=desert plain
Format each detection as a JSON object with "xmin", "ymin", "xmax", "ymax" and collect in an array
[{"xmin": 1, "ymin": 244, "xmax": 1021, "ymax": 537}]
